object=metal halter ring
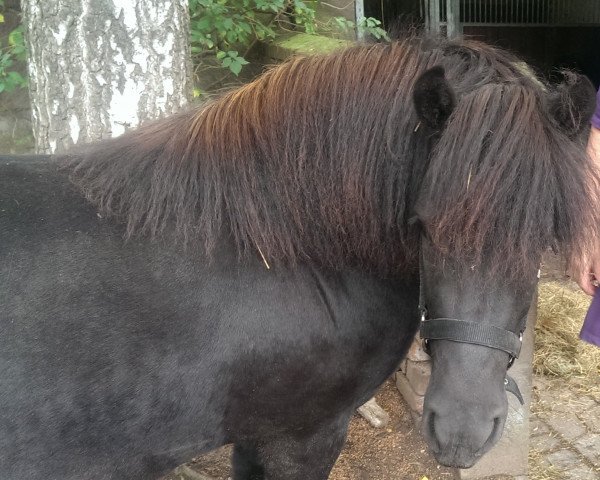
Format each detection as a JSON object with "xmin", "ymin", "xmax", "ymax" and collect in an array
[{"xmin": 506, "ymin": 331, "xmax": 524, "ymax": 369}]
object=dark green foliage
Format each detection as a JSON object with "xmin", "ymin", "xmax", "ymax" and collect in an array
[
  {"xmin": 0, "ymin": 6, "xmax": 27, "ymax": 93},
  {"xmin": 189, "ymin": 0, "xmax": 387, "ymax": 79}
]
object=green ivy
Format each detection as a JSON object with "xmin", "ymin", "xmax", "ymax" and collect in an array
[
  {"xmin": 0, "ymin": 5, "xmax": 27, "ymax": 93},
  {"xmin": 189, "ymin": 0, "xmax": 388, "ymax": 78}
]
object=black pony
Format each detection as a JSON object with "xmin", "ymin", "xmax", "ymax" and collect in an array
[{"xmin": 1, "ymin": 35, "xmax": 598, "ymax": 479}]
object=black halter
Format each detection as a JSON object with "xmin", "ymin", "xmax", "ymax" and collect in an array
[{"xmin": 417, "ymin": 249, "xmax": 528, "ymax": 405}]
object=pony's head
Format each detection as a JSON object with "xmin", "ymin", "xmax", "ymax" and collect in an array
[{"xmin": 411, "ymin": 46, "xmax": 598, "ymax": 468}]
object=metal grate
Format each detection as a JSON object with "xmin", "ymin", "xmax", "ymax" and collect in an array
[{"xmin": 428, "ymin": 0, "xmax": 600, "ymax": 27}]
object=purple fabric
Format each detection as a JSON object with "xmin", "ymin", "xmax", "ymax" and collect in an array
[
  {"xmin": 581, "ymin": 291, "xmax": 600, "ymax": 347},
  {"xmin": 592, "ymin": 88, "xmax": 600, "ymax": 129},
  {"xmin": 582, "ymin": 89, "xmax": 600, "ymax": 347}
]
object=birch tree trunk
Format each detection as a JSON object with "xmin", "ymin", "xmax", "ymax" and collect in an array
[{"xmin": 21, "ymin": 0, "xmax": 191, "ymax": 154}]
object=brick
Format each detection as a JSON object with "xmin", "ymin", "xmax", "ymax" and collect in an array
[
  {"xmin": 547, "ymin": 414, "xmax": 587, "ymax": 441},
  {"xmin": 357, "ymin": 398, "xmax": 390, "ymax": 428},
  {"xmin": 573, "ymin": 432, "xmax": 600, "ymax": 465},
  {"xmin": 405, "ymin": 360, "xmax": 431, "ymax": 396},
  {"xmin": 395, "ymin": 372, "xmax": 424, "ymax": 414}
]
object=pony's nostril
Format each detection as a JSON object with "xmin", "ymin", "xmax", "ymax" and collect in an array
[{"xmin": 480, "ymin": 416, "xmax": 503, "ymax": 454}]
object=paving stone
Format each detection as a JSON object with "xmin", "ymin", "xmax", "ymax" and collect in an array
[
  {"xmin": 546, "ymin": 413, "xmax": 587, "ymax": 441},
  {"xmin": 545, "ymin": 449, "xmax": 581, "ymax": 469},
  {"xmin": 530, "ymin": 432, "xmax": 561, "ymax": 453},
  {"xmin": 533, "ymin": 383, "xmax": 575, "ymax": 415},
  {"xmin": 573, "ymin": 432, "xmax": 600, "ymax": 465},
  {"xmin": 562, "ymin": 466, "xmax": 600, "ymax": 480},
  {"xmin": 530, "ymin": 417, "xmax": 551, "ymax": 436},
  {"xmin": 569, "ymin": 396, "xmax": 600, "ymax": 410},
  {"xmin": 582, "ymin": 404, "xmax": 600, "ymax": 433}
]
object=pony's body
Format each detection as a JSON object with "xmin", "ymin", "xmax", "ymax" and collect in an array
[
  {"xmin": 1, "ymin": 156, "xmax": 418, "ymax": 479},
  {"xmin": 1, "ymin": 35, "xmax": 598, "ymax": 479}
]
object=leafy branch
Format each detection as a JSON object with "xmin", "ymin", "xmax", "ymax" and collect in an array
[{"xmin": 189, "ymin": 0, "xmax": 388, "ymax": 82}]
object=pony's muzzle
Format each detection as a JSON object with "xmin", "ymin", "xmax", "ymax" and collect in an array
[{"xmin": 422, "ymin": 401, "xmax": 507, "ymax": 468}]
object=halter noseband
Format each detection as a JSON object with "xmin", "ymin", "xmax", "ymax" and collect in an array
[
  {"xmin": 419, "ymin": 316, "xmax": 524, "ymax": 369},
  {"xmin": 417, "ymin": 249, "xmax": 529, "ymax": 405}
]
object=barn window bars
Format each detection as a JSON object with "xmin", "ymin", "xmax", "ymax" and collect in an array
[{"xmin": 422, "ymin": 0, "xmax": 600, "ymax": 28}]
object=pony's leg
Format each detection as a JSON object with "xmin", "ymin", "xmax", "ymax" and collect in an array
[
  {"xmin": 257, "ymin": 416, "xmax": 350, "ymax": 480},
  {"xmin": 232, "ymin": 444, "xmax": 264, "ymax": 480}
]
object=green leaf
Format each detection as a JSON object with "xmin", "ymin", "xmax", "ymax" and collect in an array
[
  {"xmin": 225, "ymin": 29, "xmax": 239, "ymax": 43},
  {"xmin": 8, "ymin": 27, "xmax": 24, "ymax": 47},
  {"xmin": 7, "ymin": 71, "xmax": 25, "ymax": 84},
  {"xmin": 229, "ymin": 60, "xmax": 242, "ymax": 76},
  {"xmin": 193, "ymin": 16, "xmax": 212, "ymax": 31}
]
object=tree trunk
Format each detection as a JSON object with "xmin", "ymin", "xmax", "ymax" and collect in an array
[{"xmin": 21, "ymin": 0, "xmax": 191, "ymax": 154}]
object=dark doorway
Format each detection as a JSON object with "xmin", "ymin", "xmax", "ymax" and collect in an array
[{"xmin": 464, "ymin": 26, "xmax": 600, "ymax": 87}]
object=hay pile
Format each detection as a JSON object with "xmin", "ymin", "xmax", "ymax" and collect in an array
[{"xmin": 535, "ymin": 281, "xmax": 600, "ymax": 399}]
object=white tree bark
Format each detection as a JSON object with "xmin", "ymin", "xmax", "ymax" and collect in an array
[{"xmin": 21, "ymin": 0, "xmax": 191, "ymax": 153}]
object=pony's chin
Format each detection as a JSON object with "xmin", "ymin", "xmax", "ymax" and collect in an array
[{"xmin": 432, "ymin": 450, "xmax": 482, "ymax": 469}]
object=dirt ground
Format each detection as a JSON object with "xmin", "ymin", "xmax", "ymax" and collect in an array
[{"xmin": 167, "ymin": 379, "xmax": 457, "ymax": 480}]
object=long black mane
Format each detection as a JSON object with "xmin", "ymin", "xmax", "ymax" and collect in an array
[{"xmin": 57, "ymin": 35, "xmax": 600, "ymax": 278}]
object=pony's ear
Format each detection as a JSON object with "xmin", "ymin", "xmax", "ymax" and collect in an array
[
  {"xmin": 413, "ymin": 66, "xmax": 456, "ymax": 131},
  {"xmin": 548, "ymin": 71, "xmax": 596, "ymax": 138}
]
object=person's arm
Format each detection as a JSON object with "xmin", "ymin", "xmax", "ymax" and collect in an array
[{"xmin": 577, "ymin": 89, "xmax": 600, "ymax": 295}]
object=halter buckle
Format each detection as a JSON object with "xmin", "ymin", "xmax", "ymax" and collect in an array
[
  {"xmin": 419, "ymin": 307, "xmax": 431, "ymax": 354},
  {"xmin": 507, "ymin": 331, "xmax": 524, "ymax": 369}
]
